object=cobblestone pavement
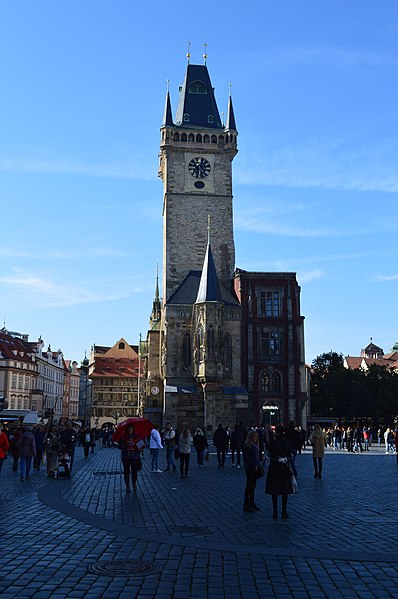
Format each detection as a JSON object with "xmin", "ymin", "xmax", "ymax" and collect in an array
[{"xmin": 1, "ymin": 443, "xmax": 398, "ymax": 598}]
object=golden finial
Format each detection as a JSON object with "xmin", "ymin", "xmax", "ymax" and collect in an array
[
  {"xmin": 166, "ymin": 79, "xmax": 170, "ymax": 92},
  {"xmin": 186, "ymin": 41, "xmax": 191, "ymax": 64},
  {"xmin": 203, "ymin": 42, "xmax": 208, "ymax": 65}
]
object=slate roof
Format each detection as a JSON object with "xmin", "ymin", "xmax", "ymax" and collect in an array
[
  {"xmin": 167, "ymin": 270, "xmax": 239, "ymax": 307},
  {"xmin": 174, "ymin": 64, "xmax": 222, "ymax": 129},
  {"xmin": 195, "ymin": 244, "xmax": 222, "ymax": 303},
  {"xmin": 225, "ymin": 95, "xmax": 237, "ymax": 131}
]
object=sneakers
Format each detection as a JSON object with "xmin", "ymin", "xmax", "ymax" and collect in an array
[
  {"xmin": 237, "ymin": 465, "xmax": 241, "ymax": 469},
  {"xmin": 156, "ymin": 469, "xmax": 162, "ymax": 473}
]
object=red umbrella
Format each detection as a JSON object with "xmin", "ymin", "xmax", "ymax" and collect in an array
[{"xmin": 112, "ymin": 417, "xmax": 154, "ymax": 443}]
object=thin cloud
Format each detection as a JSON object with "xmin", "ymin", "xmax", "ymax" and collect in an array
[
  {"xmin": 374, "ymin": 273, "xmax": 398, "ymax": 282},
  {"xmin": 261, "ymin": 45, "xmax": 398, "ymax": 69},
  {"xmin": 0, "ymin": 272, "xmax": 144, "ymax": 308},
  {"xmin": 297, "ymin": 269, "xmax": 323, "ymax": 284},
  {"xmin": 0, "ymin": 247, "xmax": 132, "ymax": 260}
]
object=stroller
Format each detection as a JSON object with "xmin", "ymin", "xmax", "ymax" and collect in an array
[{"xmin": 56, "ymin": 446, "xmax": 71, "ymax": 479}]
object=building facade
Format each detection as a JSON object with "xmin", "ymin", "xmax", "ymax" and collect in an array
[
  {"xmin": 144, "ymin": 58, "xmax": 308, "ymax": 431},
  {"xmin": 89, "ymin": 339, "xmax": 143, "ymax": 428}
]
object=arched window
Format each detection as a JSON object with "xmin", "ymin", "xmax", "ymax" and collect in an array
[
  {"xmin": 271, "ymin": 371, "xmax": 281, "ymax": 393},
  {"xmin": 208, "ymin": 115, "xmax": 214, "ymax": 124},
  {"xmin": 211, "ymin": 135, "xmax": 217, "ymax": 143},
  {"xmin": 182, "ymin": 334, "xmax": 191, "ymax": 369},
  {"xmin": 196, "ymin": 133, "xmax": 202, "ymax": 142},
  {"xmin": 181, "ymin": 133, "xmax": 187, "ymax": 142},
  {"xmin": 188, "ymin": 133, "xmax": 194, "ymax": 142},
  {"xmin": 118, "ymin": 342, "xmax": 125, "ymax": 350},
  {"xmin": 183, "ymin": 113, "xmax": 190, "ymax": 122},
  {"xmin": 218, "ymin": 135, "xmax": 224, "ymax": 144},
  {"xmin": 260, "ymin": 371, "xmax": 270, "ymax": 392},
  {"xmin": 224, "ymin": 333, "xmax": 232, "ymax": 374},
  {"xmin": 204, "ymin": 134, "xmax": 210, "ymax": 143},
  {"xmin": 189, "ymin": 80, "xmax": 207, "ymax": 94},
  {"xmin": 173, "ymin": 132, "xmax": 180, "ymax": 141}
]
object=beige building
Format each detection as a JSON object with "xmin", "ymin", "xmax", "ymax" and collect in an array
[
  {"xmin": 63, "ymin": 360, "xmax": 80, "ymax": 421},
  {"xmin": 89, "ymin": 339, "xmax": 143, "ymax": 428}
]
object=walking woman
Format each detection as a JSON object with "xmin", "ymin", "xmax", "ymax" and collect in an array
[
  {"xmin": 192, "ymin": 428, "xmax": 208, "ymax": 466},
  {"xmin": 149, "ymin": 425, "xmax": 163, "ymax": 472},
  {"xmin": 179, "ymin": 428, "xmax": 193, "ymax": 478},
  {"xmin": 118, "ymin": 424, "xmax": 142, "ymax": 493},
  {"xmin": 44, "ymin": 424, "xmax": 60, "ymax": 478},
  {"xmin": 242, "ymin": 430, "xmax": 261, "ymax": 512},
  {"xmin": 311, "ymin": 424, "xmax": 327, "ymax": 479},
  {"xmin": 265, "ymin": 425, "xmax": 294, "ymax": 519}
]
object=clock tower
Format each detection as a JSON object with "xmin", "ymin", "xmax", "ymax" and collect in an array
[{"xmin": 159, "ymin": 62, "xmax": 238, "ymax": 302}]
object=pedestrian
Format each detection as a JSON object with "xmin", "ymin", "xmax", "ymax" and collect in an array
[
  {"xmin": 265, "ymin": 425, "xmax": 294, "ymax": 519},
  {"xmin": 0, "ymin": 424, "xmax": 9, "ymax": 475},
  {"xmin": 44, "ymin": 424, "xmax": 61, "ymax": 478},
  {"xmin": 230, "ymin": 424, "xmax": 244, "ymax": 468},
  {"xmin": 242, "ymin": 430, "xmax": 261, "ymax": 512},
  {"xmin": 118, "ymin": 424, "xmax": 142, "ymax": 493},
  {"xmin": 18, "ymin": 426, "xmax": 36, "ymax": 481},
  {"xmin": 33, "ymin": 425, "xmax": 46, "ymax": 470},
  {"xmin": 311, "ymin": 424, "xmax": 327, "ymax": 479},
  {"xmin": 162, "ymin": 422, "xmax": 177, "ymax": 472},
  {"xmin": 192, "ymin": 428, "xmax": 208, "ymax": 466},
  {"xmin": 10, "ymin": 429, "xmax": 21, "ymax": 472},
  {"xmin": 149, "ymin": 425, "xmax": 163, "ymax": 472},
  {"xmin": 83, "ymin": 427, "xmax": 92, "ymax": 459},
  {"xmin": 213, "ymin": 423, "xmax": 229, "ymax": 468},
  {"xmin": 394, "ymin": 430, "xmax": 398, "ymax": 464},
  {"xmin": 60, "ymin": 422, "xmax": 77, "ymax": 473},
  {"xmin": 179, "ymin": 428, "xmax": 193, "ymax": 478},
  {"xmin": 346, "ymin": 426, "xmax": 353, "ymax": 452},
  {"xmin": 90, "ymin": 428, "xmax": 97, "ymax": 453}
]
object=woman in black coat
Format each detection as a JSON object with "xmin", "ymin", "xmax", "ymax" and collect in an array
[
  {"xmin": 265, "ymin": 425, "xmax": 294, "ymax": 519},
  {"xmin": 192, "ymin": 428, "xmax": 208, "ymax": 466}
]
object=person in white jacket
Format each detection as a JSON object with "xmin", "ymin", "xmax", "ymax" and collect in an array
[{"xmin": 149, "ymin": 427, "xmax": 163, "ymax": 472}]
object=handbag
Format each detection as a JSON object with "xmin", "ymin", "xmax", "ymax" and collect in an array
[{"xmin": 256, "ymin": 465, "xmax": 265, "ymax": 479}]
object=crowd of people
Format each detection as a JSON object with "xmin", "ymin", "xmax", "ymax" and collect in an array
[{"xmin": 1, "ymin": 418, "xmax": 397, "ymax": 519}]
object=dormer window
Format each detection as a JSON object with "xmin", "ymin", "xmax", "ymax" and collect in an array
[
  {"xmin": 189, "ymin": 80, "xmax": 207, "ymax": 94},
  {"xmin": 183, "ymin": 113, "xmax": 190, "ymax": 122},
  {"xmin": 208, "ymin": 115, "xmax": 214, "ymax": 124},
  {"xmin": 119, "ymin": 342, "xmax": 125, "ymax": 350}
]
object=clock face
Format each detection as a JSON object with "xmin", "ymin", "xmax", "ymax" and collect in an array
[
  {"xmin": 151, "ymin": 386, "xmax": 160, "ymax": 396},
  {"xmin": 188, "ymin": 157, "xmax": 211, "ymax": 179}
]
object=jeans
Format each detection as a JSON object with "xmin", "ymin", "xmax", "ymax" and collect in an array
[
  {"xmin": 231, "ymin": 448, "xmax": 241, "ymax": 466},
  {"xmin": 20, "ymin": 456, "xmax": 33, "ymax": 478},
  {"xmin": 216, "ymin": 447, "xmax": 226, "ymax": 467},
  {"xmin": 166, "ymin": 445, "xmax": 176, "ymax": 470},
  {"xmin": 196, "ymin": 449, "xmax": 205, "ymax": 466},
  {"xmin": 151, "ymin": 448, "xmax": 160, "ymax": 470},
  {"xmin": 180, "ymin": 453, "xmax": 190, "ymax": 476}
]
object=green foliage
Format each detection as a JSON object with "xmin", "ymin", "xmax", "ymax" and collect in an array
[{"xmin": 310, "ymin": 351, "xmax": 398, "ymax": 424}]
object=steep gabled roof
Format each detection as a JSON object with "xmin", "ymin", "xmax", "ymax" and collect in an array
[
  {"xmin": 225, "ymin": 95, "xmax": 236, "ymax": 131},
  {"xmin": 195, "ymin": 243, "xmax": 222, "ymax": 303},
  {"xmin": 162, "ymin": 90, "xmax": 173, "ymax": 127},
  {"xmin": 167, "ymin": 271, "xmax": 239, "ymax": 307},
  {"xmin": 174, "ymin": 64, "xmax": 222, "ymax": 129}
]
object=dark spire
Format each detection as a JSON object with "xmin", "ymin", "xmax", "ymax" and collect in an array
[
  {"xmin": 195, "ymin": 238, "xmax": 222, "ymax": 304},
  {"xmin": 150, "ymin": 265, "xmax": 161, "ymax": 325},
  {"xmin": 225, "ymin": 94, "xmax": 237, "ymax": 131},
  {"xmin": 175, "ymin": 64, "xmax": 222, "ymax": 129},
  {"xmin": 162, "ymin": 88, "xmax": 174, "ymax": 127}
]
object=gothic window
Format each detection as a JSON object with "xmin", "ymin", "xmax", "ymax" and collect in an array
[
  {"xmin": 183, "ymin": 113, "xmax": 190, "ymax": 122},
  {"xmin": 207, "ymin": 326, "xmax": 215, "ymax": 359},
  {"xmin": 259, "ymin": 290, "xmax": 280, "ymax": 317},
  {"xmin": 189, "ymin": 80, "xmax": 207, "ymax": 94},
  {"xmin": 181, "ymin": 133, "xmax": 187, "ymax": 142},
  {"xmin": 224, "ymin": 333, "xmax": 232, "ymax": 374},
  {"xmin": 173, "ymin": 132, "xmax": 180, "ymax": 141},
  {"xmin": 204, "ymin": 134, "xmax": 210, "ymax": 143},
  {"xmin": 271, "ymin": 371, "xmax": 281, "ymax": 393},
  {"xmin": 188, "ymin": 133, "xmax": 194, "ymax": 142},
  {"xmin": 260, "ymin": 371, "xmax": 270, "ymax": 392},
  {"xmin": 218, "ymin": 135, "xmax": 224, "ymax": 143},
  {"xmin": 259, "ymin": 330, "xmax": 280, "ymax": 356},
  {"xmin": 118, "ymin": 342, "xmax": 125, "ymax": 350},
  {"xmin": 196, "ymin": 133, "xmax": 202, "ymax": 142},
  {"xmin": 211, "ymin": 135, "xmax": 217, "ymax": 143},
  {"xmin": 208, "ymin": 115, "xmax": 214, "ymax": 123},
  {"xmin": 182, "ymin": 334, "xmax": 191, "ymax": 369},
  {"xmin": 197, "ymin": 326, "xmax": 204, "ymax": 361}
]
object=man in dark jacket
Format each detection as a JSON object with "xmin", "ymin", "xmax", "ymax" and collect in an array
[
  {"xmin": 33, "ymin": 426, "xmax": 46, "ymax": 470},
  {"xmin": 213, "ymin": 424, "xmax": 229, "ymax": 468},
  {"xmin": 230, "ymin": 424, "xmax": 244, "ymax": 468}
]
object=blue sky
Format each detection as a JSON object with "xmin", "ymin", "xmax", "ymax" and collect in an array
[{"xmin": 1, "ymin": 1, "xmax": 397, "ymax": 364}]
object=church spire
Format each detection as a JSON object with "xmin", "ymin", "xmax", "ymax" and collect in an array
[
  {"xmin": 225, "ymin": 89, "xmax": 237, "ymax": 131},
  {"xmin": 195, "ymin": 220, "xmax": 222, "ymax": 304},
  {"xmin": 162, "ymin": 83, "xmax": 174, "ymax": 127},
  {"xmin": 174, "ymin": 63, "xmax": 222, "ymax": 129},
  {"xmin": 150, "ymin": 264, "xmax": 161, "ymax": 325}
]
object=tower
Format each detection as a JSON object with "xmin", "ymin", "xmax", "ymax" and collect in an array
[{"xmin": 159, "ymin": 62, "xmax": 238, "ymax": 302}]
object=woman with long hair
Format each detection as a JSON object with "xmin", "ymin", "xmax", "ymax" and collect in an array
[
  {"xmin": 311, "ymin": 424, "xmax": 326, "ymax": 479},
  {"xmin": 178, "ymin": 428, "xmax": 193, "ymax": 478},
  {"xmin": 118, "ymin": 425, "xmax": 142, "ymax": 493},
  {"xmin": 242, "ymin": 430, "xmax": 261, "ymax": 512}
]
